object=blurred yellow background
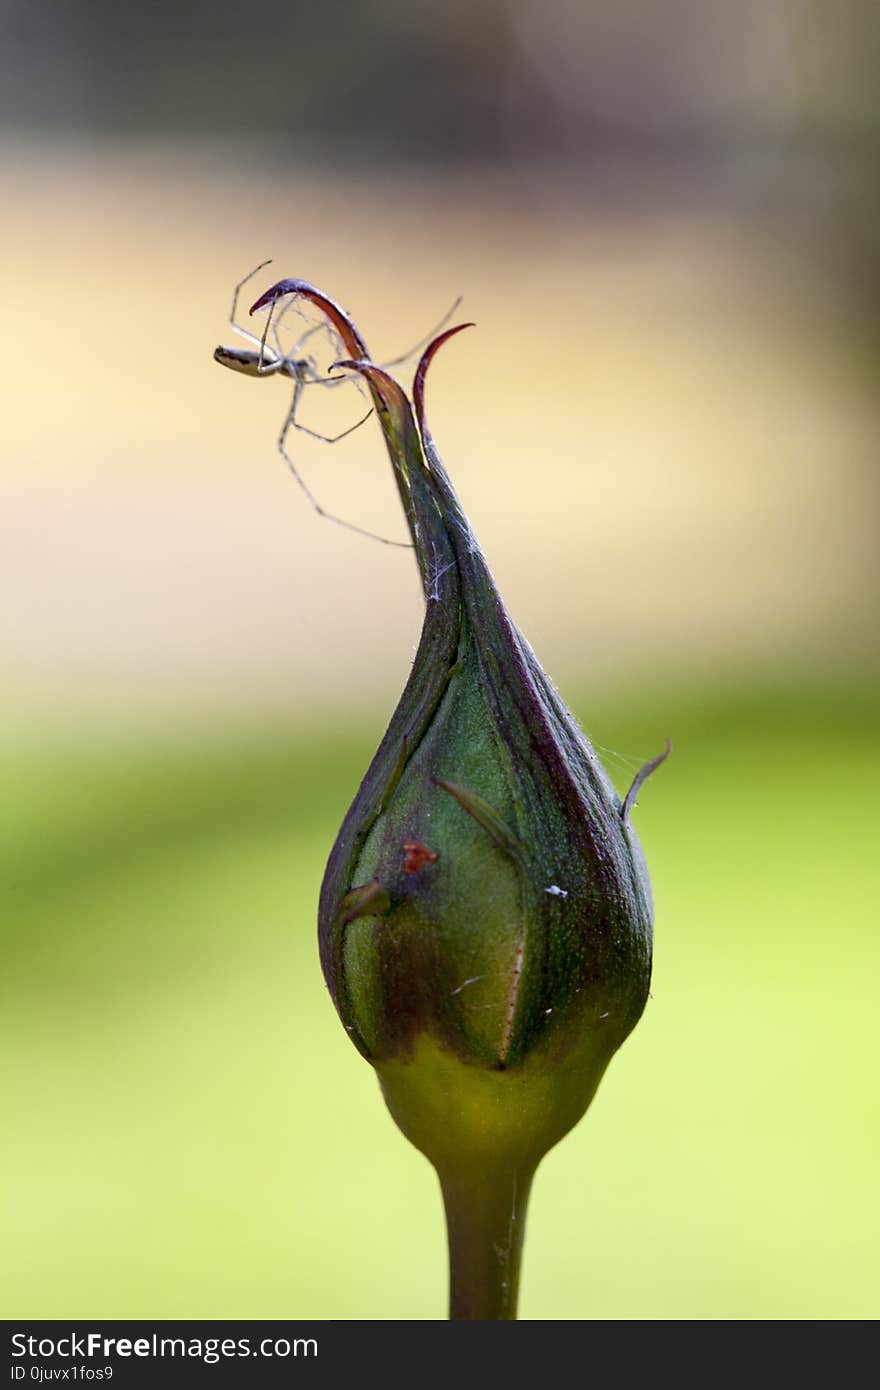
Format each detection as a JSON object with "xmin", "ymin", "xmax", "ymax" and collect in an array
[{"xmin": 1, "ymin": 0, "xmax": 878, "ymax": 1319}]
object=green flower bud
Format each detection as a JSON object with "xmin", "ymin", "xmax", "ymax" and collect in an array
[{"xmin": 249, "ymin": 278, "xmax": 668, "ymax": 1319}]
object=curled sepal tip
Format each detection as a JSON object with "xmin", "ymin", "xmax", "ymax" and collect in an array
[
  {"xmin": 413, "ymin": 323, "xmax": 475, "ymax": 436},
  {"xmin": 621, "ymin": 739, "xmax": 672, "ymax": 826},
  {"xmin": 248, "ymin": 279, "xmax": 368, "ymax": 361}
]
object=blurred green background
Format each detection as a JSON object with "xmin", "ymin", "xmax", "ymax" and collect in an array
[{"xmin": 1, "ymin": 0, "xmax": 878, "ymax": 1320}]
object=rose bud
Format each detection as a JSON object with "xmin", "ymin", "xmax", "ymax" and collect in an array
[{"xmin": 245, "ymin": 279, "xmax": 668, "ymax": 1320}]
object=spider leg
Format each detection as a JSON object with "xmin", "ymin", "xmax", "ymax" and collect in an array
[
  {"xmin": 282, "ymin": 334, "xmax": 374, "ymax": 437},
  {"xmin": 375, "ymin": 295, "xmax": 464, "ymax": 371},
  {"xmin": 291, "ymin": 407, "xmax": 374, "ymax": 446},
  {"xmin": 277, "ymin": 381, "xmax": 410, "ymax": 548},
  {"xmin": 229, "ymin": 262, "xmax": 301, "ymax": 375},
  {"xmin": 257, "ymin": 294, "xmax": 284, "ymax": 374},
  {"xmin": 270, "ymin": 288, "xmax": 319, "ymax": 362},
  {"xmin": 228, "ymin": 259, "xmax": 275, "ymax": 353},
  {"xmin": 279, "ymin": 314, "xmax": 352, "ymax": 389},
  {"xmin": 237, "ymin": 269, "xmax": 320, "ymax": 377}
]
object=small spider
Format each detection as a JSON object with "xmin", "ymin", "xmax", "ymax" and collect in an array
[{"xmin": 214, "ymin": 260, "xmax": 461, "ymax": 547}]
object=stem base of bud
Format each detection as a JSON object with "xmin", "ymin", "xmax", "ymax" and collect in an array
[
  {"xmin": 439, "ymin": 1160, "xmax": 534, "ymax": 1320},
  {"xmin": 375, "ymin": 1034, "xmax": 613, "ymax": 1319}
]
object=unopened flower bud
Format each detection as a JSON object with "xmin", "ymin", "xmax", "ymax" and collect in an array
[{"xmin": 247, "ymin": 278, "xmax": 668, "ymax": 1319}]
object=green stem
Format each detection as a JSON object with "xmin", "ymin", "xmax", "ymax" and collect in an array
[{"xmin": 438, "ymin": 1160, "xmax": 535, "ymax": 1320}]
